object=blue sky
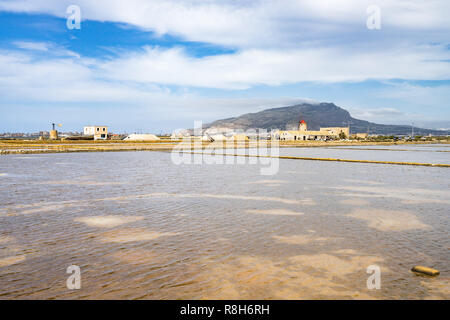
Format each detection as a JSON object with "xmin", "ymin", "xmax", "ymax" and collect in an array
[{"xmin": 0, "ymin": 0, "xmax": 449, "ymax": 133}]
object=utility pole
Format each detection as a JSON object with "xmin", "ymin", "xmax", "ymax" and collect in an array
[{"xmin": 411, "ymin": 122, "xmax": 414, "ymax": 138}]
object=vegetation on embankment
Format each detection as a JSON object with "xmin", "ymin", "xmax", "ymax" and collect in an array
[{"xmin": 0, "ymin": 138, "xmax": 448, "ymax": 155}]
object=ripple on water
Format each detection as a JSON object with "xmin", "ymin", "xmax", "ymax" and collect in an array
[
  {"xmin": 346, "ymin": 208, "xmax": 431, "ymax": 232},
  {"xmin": 273, "ymin": 234, "xmax": 330, "ymax": 245},
  {"xmin": 0, "ymin": 148, "xmax": 448, "ymax": 299},
  {"xmin": 339, "ymin": 198, "xmax": 370, "ymax": 206},
  {"xmin": 245, "ymin": 209, "xmax": 304, "ymax": 216},
  {"xmin": 189, "ymin": 250, "xmax": 387, "ymax": 300},
  {"xmin": 74, "ymin": 216, "xmax": 144, "ymax": 228},
  {"xmin": 0, "ymin": 255, "xmax": 26, "ymax": 268},
  {"xmin": 97, "ymin": 228, "xmax": 179, "ymax": 243}
]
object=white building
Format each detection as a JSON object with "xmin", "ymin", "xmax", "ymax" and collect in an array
[{"xmin": 83, "ymin": 126, "xmax": 108, "ymax": 140}]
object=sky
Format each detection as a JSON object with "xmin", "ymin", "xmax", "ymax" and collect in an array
[{"xmin": 0, "ymin": 0, "xmax": 449, "ymax": 133}]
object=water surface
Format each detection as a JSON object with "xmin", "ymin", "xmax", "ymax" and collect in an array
[{"xmin": 0, "ymin": 146, "xmax": 448, "ymax": 299}]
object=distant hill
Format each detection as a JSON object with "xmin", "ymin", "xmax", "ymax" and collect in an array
[{"xmin": 205, "ymin": 102, "xmax": 449, "ymax": 136}]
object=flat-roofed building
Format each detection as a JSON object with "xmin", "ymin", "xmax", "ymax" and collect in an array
[
  {"xmin": 274, "ymin": 120, "xmax": 350, "ymax": 141},
  {"xmin": 84, "ymin": 126, "xmax": 108, "ymax": 140}
]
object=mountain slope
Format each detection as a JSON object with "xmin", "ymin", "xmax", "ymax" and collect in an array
[{"xmin": 205, "ymin": 103, "xmax": 449, "ymax": 135}]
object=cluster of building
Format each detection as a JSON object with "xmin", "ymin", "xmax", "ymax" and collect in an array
[
  {"xmin": 273, "ymin": 120, "xmax": 352, "ymax": 141},
  {"xmin": 13, "ymin": 118, "xmax": 365, "ymax": 142},
  {"xmin": 170, "ymin": 128, "xmax": 254, "ymax": 142},
  {"xmin": 3, "ymin": 120, "xmax": 444, "ymax": 142},
  {"xmin": 169, "ymin": 119, "xmax": 368, "ymax": 142},
  {"xmin": 0, "ymin": 132, "xmax": 41, "ymax": 138},
  {"xmin": 83, "ymin": 126, "xmax": 160, "ymax": 141},
  {"xmin": 0, "ymin": 131, "xmax": 82, "ymax": 139},
  {"xmin": 5, "ymin": 117, "xmax": 447, "ymax": 142}
]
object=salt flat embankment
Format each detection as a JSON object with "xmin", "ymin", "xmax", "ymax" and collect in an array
[{"xmin": 1, "ymin": 139, "xmax": 448, "ymax": 154}]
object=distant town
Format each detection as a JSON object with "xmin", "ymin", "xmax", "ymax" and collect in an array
[
  {"xmin": 1, "ymin": 121, "xmax": 447, "ymax": 143},
  {"xmin": 3, "ymin": 103, "xmax": 448, "ymax": 143}
]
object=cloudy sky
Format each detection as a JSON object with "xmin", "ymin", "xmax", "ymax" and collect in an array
[{"xmin": 0, "ymin": 0, "xmax": 449, "ymax": 133}]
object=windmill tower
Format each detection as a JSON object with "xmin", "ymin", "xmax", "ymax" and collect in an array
[
  {"xmin": 50, "ymin": 123, "xmax": 62, "ymax": 140},
  {"xmin": 298, "ymin": 120, "xmax": 307, "ymax": 132}
]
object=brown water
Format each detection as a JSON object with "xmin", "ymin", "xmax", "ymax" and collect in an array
[{"xmin": 0, "ymin": 146, "xmax": 449, "ymax": 299}]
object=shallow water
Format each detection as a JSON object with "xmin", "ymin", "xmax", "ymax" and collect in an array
[
  {"xmin": 0, "ymin": 146, "xmax": 449, "ymax": 299},
  {"xmin": 215, "ymin": 144, "xmax": 450, "ymax": 164}
]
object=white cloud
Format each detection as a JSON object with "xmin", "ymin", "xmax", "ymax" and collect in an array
[
  {"xmin": 13, "ymin": 41, "xmax": 49, "ymax": 51},
  {"xmin": 98, "ymin": 44, "xmax": 450, "ymax": 89},
  {"xmin": 346, "ymin": 82, "xmax": 450, "ymax": 126},
  {"xmin": 0, "ymin": 46, "xmax": 315, "ymax": 117},
  {"xmin": 1, "ymin": 42, "xmax": 448, "ymax": 103},
  {"xmin": 377, "ymin": 82, "xmax": 450, "ymax": 106},
  {"xmin": 1, "ymin": 0, "xmax": 449, "ymax": 48},
  {"xmin": 13, "ymin": 41, "xmax": 81, "ymax": 58},
  {"xmin": 0, "ymin": 1, "xmax": 449, "ymax": 130},
  {"xmin": 347, "ymin": 107, "xmax": 405, "ymax": 122},
  {"xmin": 1, "ymin": 1, "xmax": 448, "ymax": 90}
]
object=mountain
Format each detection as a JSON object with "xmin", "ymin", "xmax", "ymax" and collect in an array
[{"xmin": 205, "ymin": 103, "xmax": 449, "ymax": 136}]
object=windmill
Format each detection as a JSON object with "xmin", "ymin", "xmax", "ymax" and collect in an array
[
  {"xmin": 50, "ymin": 123, "xmax": 62, "ymax": 140},
  {"xmin": 51, "ymin": 123, "xmax": 63, "ymax": 130}
]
